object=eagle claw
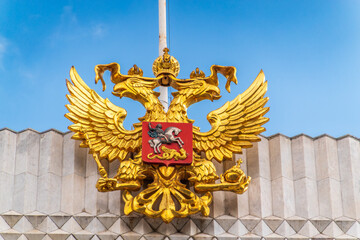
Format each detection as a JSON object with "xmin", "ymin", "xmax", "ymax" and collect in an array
[{"xmin": 96, "ymin": 177, "xmax": 118, "ymax": 192}]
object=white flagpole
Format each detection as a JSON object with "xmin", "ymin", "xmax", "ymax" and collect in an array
[{"xmin": 158, "ymin": 0, "xmax": 168, "ymax": 112}]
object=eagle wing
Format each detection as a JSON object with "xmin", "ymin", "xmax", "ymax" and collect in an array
[
  {"xmin": 193, "ymin": 70, "xmax": 269, "ymax": 162},
  {"xmin": 65, "ymin": 66, "xmax": 142, "ymax": 161}
]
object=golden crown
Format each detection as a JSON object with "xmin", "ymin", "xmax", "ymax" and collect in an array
[{"xmin": 152, "ymin": 48, "xmax": 180, "ymax": 77}]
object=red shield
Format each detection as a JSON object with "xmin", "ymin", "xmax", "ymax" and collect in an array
[{"xmin": 142, "ymin": 122, "xmax": 193, "ymax": 166}]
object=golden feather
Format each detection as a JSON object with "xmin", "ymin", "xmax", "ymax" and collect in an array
[
  {"xmin": 65, "ymin": 66, "xmax": 142, "ymax": 162},
  {"xmin": 193, "ymin": 70, "xmax": 269, "ymax": 162}
]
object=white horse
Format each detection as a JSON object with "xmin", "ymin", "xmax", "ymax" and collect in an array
[{"xmin": 148, "ymin": 126, "xmax": 184, "ymax": 154}]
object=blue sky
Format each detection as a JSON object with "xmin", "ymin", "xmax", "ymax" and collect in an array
[{"xmin": 0, "ymin": 0, "xmax": 359, "ymax": 137}]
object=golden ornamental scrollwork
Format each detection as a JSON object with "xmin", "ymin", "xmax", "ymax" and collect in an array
[{"xmin": 65, "ymin": 48, "xmax": 269, "ymax": 223}]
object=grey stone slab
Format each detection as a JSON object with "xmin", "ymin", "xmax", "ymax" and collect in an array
[
  {"xmin": 240, "ymin": 215, "xmax": 261, "ymax": 232},
  {"xmin": 294, "ymin": 177, "xmax": 319, "ymax": 219},
  {"xmin": 170, "ymin": 217, "xmax": 188, "ymax": 231},
  {"xmin": 144, "ymin": 218, "xmax": 163, "ymax": 231},
  {"xmin": 335, "ymin": 217, "xmax": 356, "ymax": 233},
  {"xmin": 274, "ymin": 221, "xmax": 295, "ymax": 237},
  {"xmin": 121, "ymin": 231, "xmax": 141, "ymax": 240},
  {"xmin": 132, "ymin": 219, "xmax": 152, "ymax": 235},
  {"xmin": 216, "ymin": 233, "xmax": 238, "ymax": 240},
  {"xmin": 262, "ymin": 233, "xmax": 284, "ymax": 240},
  {"xmin": 192, "ymin": 233, "xmax": 213, "ymax": 240},
  {"xmin": 191, "ymin": 216, "xmax": 212, "ymax": 231},
  {"xmin": 322, "ymin": 221, "xmax": 343, "ymax": 237},
  {"xmin": 25, "ymin": 212, "xmax": 47, "ymax": 228},
  {"xmin": 203, "ymin": 220, "xmax": 225, "ymax": 235},
  {"xmin": 238, "ymin": 233, "xmax": 261, "ymax": 240},
  {"xmin": 0, "ymin": 129, "xmax": 17, "ymax": 175},
  {"xmin": 346, "ymin": 221, "xmax": 360, "ymax": 238},
  {"xmin": 48, "ymin": 230, "xmax": 70, "ymax": 240},
  {"xmin": 15, "ymin": 130, "xmax": 40, "ymax": 176},
  {"xmin": 297, "ymin": 220, "xmax": 319, "ymax": 238},
  {"xmin": 286, "ymin": 233, "xmax": 308, "ymax": 240},
  {"xmin": 215, "ymin": 215, "xmax": 237, "ymax": 232},
  {"xmin": 97, "ymin": 214, "xmax": 119, "ymax": 230},
  {"xmin": 13, "ymin": 172, "xmax": 38, "ymax": 214},
  {"xmin": 269, "ymin": 135, "xmax": 293, "ymax": 180},
  {"xmin": 38, "ymin": 131, "xmax": 63, "ymax": 177},
  {"xmin": 0, "ymin": 229, "xmax": 21, "ymax": 240},
  {"xmin": 62, "ymin": 132, "xmax": 87, "ymax": 177},
  {"xmin": 23, "ymin": 229, "xmax": 46, "ymax": 240},
  {"xmin": 271, "ymin": 177, "xmax": 295, "ymax": 218},
  {"xmin": 157, "ymin": 222, "xmax": 177, "ymax": 235},
  {"xmin": 74, "ymin": 213, "xmax": 95, "ymax": 230},
  {"xmin": 337, "ymin": 137, "xmax": 360, "ymax": 219},
  {"xmin": 251, "ymin": 220, "xmax": 272, "ymax": 237},
  {"xmin": 286, "ymin": 216, "xmax": 307, "ymax": 233},
  {"xmin": 108, "ymin": 191, "xmax": 121, "ymax": 216},
  {"xmin": 335, "ymin": 234, "xmax": 358, "ymax": 240},
  {"xmin": 108, "ymin": 218, "xmax": 130, "ymax": 235},
  {"xmin": 97, "ymin": 231, "xmax": 118, "ymax": 240},
  {"xmin": 61, "ymin": 217, "xmax": 82, "ymax": 233},
  {"xmin": 246, "ymin": 136, "xmax": 271, "ymax": 180},
  {"xmin": 263, "ymin": 216, "xmax": 283, "ymax": 232},
  {"xmin": 211, "ymin": 190, "xmax": 226, "ymax": 218},
  {"xmin": 36, "ymin": 216, "xmax": 58, "ymax": 233},
  {"xmin": 0, "ymin": 172, "xmax": 14, "ymax": 214},
  {"xmin": 36, "ymin": 173, "xmax": 62, "ymax": 214},
  {"xmin": 61, "ymin": 174, "xmax": 85, "ymax": 215},
  {"xmin": 49, "ymin": 213, "xmax": 72, "ymax": 229},
  {"xmin": 1, "ymin": 211, "xmax": 22, "ymax": 227},
  {"xmin": 314, "ymin": 136, "xmax": 340, "ymax": 181},
  {"xmin": 85, "ymin": 174, "xmax": 108, "ymax": 215},
  {"xmin": 73, "ymin": 230, "xmax": 94, "ymax": 240},
  {"xmin": 291, "ymin": 135, "xmax": 316, "ymax": 181},
  {"xmin": 248, "ymin": 177, "xmax": 272, "ymax": 218},
  {"xmin": 142, "ymin": 232, "xmax": 164, "ymax": 240},
  {"xmin": 85, "ymin": 218, "xmax": 106, "ymax": 233},
  {"xmin": 121, "ymin": 216, "xmax": 142, "ymax": 230},
  {"xmin": 13, "ymin": 216, "xmax": 33, "ymax": 233},
  {"xmin": 0, "ymin": 216, "xmax": 10, "ymax": 231},
  {"xmin": 227, "ymin": 220, "xmax": 248, "ymax": 236},
  {"xmin": 179, "ymin": 220, "xmax": 200, "ymax": 236},
  {"xmin": 317, "ymin": 178, "xmax": 343, "ymax": 219},
  {"xmin": 309, "ymin": 217, "xmax": 332, "ymax": 233},
  {"xmin": 168, "ymin": 233, "xmax": 189, "ymax": 240}
]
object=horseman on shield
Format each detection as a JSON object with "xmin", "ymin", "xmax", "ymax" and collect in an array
[{"xmin": 147, "ymin": 123, "xmax": 184, "ymax": 154}]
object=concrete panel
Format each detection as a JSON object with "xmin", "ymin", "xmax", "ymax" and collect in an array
[
  {"xmin": 294, "ymin": 177, "xmax": 319, "ymax": 218},
  {"xmin": 291, "ymin": 135, "xmax": 316, "ymax": 180},
  {"xmin": 0, "ymin": 129, "xmax": 17, "ymax": 175},
  {"xmin": 15, "ymin": 130, "xmax": 40, "ymax": 176},
  {"xmin": 62, "ymin": 132, "xmax": 87, "ymax": 177},
  {"xmin": 337, "ymin": 136, "xmax": 360, "ymax": 219},
  {"xmin": 269, "ymin": 134, "xmax": 293, "ymax": 180},
  {"xmin": 39, "ymin": 131, "xmax": 63, "ymax": 177},
  {"xmin": 314, "ymin": 136, "xmax": 340, "ymax": 181},
  {"xmin": 247, "ymin": 136, "xmax": 271, "ymax": 180}
]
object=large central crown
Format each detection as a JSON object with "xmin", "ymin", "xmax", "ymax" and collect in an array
[{"xmin": 152, "ymin": 48, "xmax": 180, "ymax": 78}]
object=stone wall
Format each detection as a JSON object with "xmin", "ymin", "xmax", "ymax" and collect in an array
[{"xmin": 0, "ymin": 128, "xmax": 359, "ymax": 239}]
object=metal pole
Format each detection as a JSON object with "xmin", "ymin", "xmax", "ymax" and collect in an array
[{"xmin": 158, "ymin": 0, "xmax": 168, "ymax": 112}]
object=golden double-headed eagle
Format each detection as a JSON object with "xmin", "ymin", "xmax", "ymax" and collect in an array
[{"xmin": 65, "ymin": 48, "xmax": 269, "ymax": 222}]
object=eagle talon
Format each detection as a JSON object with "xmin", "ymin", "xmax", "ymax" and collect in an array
[{"xmin": 96, "ymin": 177, "xmax": 118, "ymax": 192}]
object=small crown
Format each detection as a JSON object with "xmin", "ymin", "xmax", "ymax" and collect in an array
[
  {"xmin": 128, "ymin": 64, "xmax": 143, "ymax": 76},
  {"xmin": 190, "ymin": 67, "xmax": 205, "ymax": 79},
  {"xmin": 152, "ymin": 48, "xmax": 180, "ymax": 77}
]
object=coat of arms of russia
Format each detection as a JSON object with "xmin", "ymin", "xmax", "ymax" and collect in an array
[{"xmin": 65, "ymin": 48, "xmax": 269, "ymax": 222}]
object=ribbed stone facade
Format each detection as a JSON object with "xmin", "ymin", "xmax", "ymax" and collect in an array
[{"xmin": 0, "ymin": 128, "xmax": 359, "ymax": 239}]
